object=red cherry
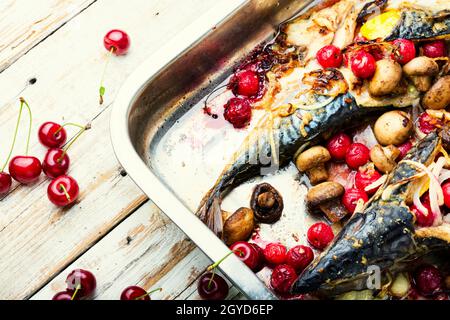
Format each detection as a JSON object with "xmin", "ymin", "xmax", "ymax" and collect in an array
[
  {"xmin": 223, "ymin": 98, "xmax": 252, "ymax": 129},
  {"xmin": 418, "ymin": 112, "xmax": 442, "ymax": 134},
  {"xmin": 0, "ymin": 172, "xmax": 12, "ymax": 195},
  {"xmin": 42, "ymin": 148, "xmax": 70, "ymax": 179},
  {"xmin": 342, "ymin": 188, "xmax": 369, "ymax": 213},
  {"xmin": 52, "ymin": 291, "xmax": 76, "ymax": 301},
  {"xmin": 414, "ymin": 265, "xmax": 443, "ymax": 296},
  {"xmin": 316, "ymin": 45, "xmax": 343, "ymax": 68},
  {"xmin": 9, "ymin": 156, "xmax": 42, "ymax": 184},
  {"xmin": 350, "ymin": 50, "xmax": 376, "ymax": 79},
  {"xmin": 47, "ymin": 175, "xmax": 79, "ymax": 207},
  {"xmin": 442, "ymin": 182, "xmax": 450, "ymax": 209},
  {"xmin": 104, "ymin": 29, "xmax": 130, "ymax": 55},
  {"xmin": 354, "ymin": 165, "xmax": 382, "ymax": 195},
  {"xmin": 327, "ymin": 132, "xmax": 352, "ymax": 161},
  {"xmin": 38, "ymin": 122, "xmax": 67, "ymax": 148},
  {"xmin": 66, "ymin": 269, "xmax": 97, "ymax": 298},
  {"xmin": 422, "ymin": 40, "xmax": 447, "ymax": 58},
  {"xmin": 270, "ymin": 264, "xmax": 297, "ymax": 294},
  {"xmin": 410, "ymin": 193, "xmax": 434, "ymax": 227},
  {"xmin": 392, "ymin": 39, "xmax": 416, "ymax": 65},
  {"xmin": 345, "ymin": 143, "xmax": 370, "ymax": 169},
  {"xmin": 197, "ymin": 273, "xmax": 229, "ymax": 300},
  {"xmin": 230, "ymin": 241, "xmax": 261, "ymax": 272},
  {"xmin": 286, "ymin": 245, "xmax": 314, "ymax": 272},
  {"xmin": 228, "ymin": 70, "xmax": 260, "ymax": 97},
  {"xmin": 307, "ymin": 222, "xmax": 334, "ymax": 250},
  {"xmin": 120, "ymin": 286, "xmax": 150, "ymax": 300},
  {"xmin": 263, "ymin": 243, "xmax": 287, "ymax": 266},
  {"xmin": 397, "ymin": 140, "xmax": 413, "ymax": 160},
  {"xmin": 250, "ymin": 243, "xmax": 265, "ymax": 272}
]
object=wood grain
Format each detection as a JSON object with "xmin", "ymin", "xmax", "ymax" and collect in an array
[
  {"xmin": 0, "ymin": 0, "xmax": 96, "ymax": 72},
  {"xmin": 0, "ymin": 0, "xmax": 243, "ymax": 299}
]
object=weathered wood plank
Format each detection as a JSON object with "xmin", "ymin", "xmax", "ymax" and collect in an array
[
  {"xmin": 31, "ymin": 201, "xmax": 205, "ymax": 300},
  {"xmin": 0, "ymin": 0, "xmax": 96, "ymax": 72},
  {"xmin": 0, "ymin": 0, "xmax": 243, "ymax": 299}
]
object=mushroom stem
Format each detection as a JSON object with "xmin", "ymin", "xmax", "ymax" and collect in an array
[{"xmin": 318, "ymin": 200, "xmax": 349, "ymax": 223}]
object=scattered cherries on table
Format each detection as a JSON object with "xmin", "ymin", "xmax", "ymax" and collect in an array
[
  {"xmin": 52, "ymin": 269, "xmax": 97, "ymax": 300},
  {"xmin": 120, "ymin": 286, "xmax": 162, "ymax": 301}
]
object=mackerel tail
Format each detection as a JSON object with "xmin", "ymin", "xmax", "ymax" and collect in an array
[
  {"xmin": 196, "ymin": 93, "xmax": 386, "ymax": 236},
  {"xmin": 291, "ymin": 131, "xmax": 449, "ymax": 295}
]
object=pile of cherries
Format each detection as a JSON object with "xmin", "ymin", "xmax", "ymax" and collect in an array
[
  {"xmin": 325, "ymin": 131, "xmax": 374, "ymax": 213},
  {"xmin": 52, "ymin": 268, "xmax": 161, "ymax": 300},
  {"xmin": 197, "ymin": 230, "xmax": 337, "ymax": 299},
  {"xmin": 316, "ymin": 38, "xmax": 447, "ymax": 79},
  {"xmin": 207, "ymin": 63, "xmax": 265, "ymax": 129},
  {"xmin": 0, "ymin": 98, "xmax": 82, "ymax": 206}
]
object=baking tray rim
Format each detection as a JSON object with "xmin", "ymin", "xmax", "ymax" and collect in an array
[{"xmin": 109, "ymin": 0, "xmax": 281, "ymax": 300}]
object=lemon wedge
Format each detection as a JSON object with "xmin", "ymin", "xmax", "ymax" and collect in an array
[{"xmin": 360, "ymin": 10, "xmax": 401, "ymax": 40}]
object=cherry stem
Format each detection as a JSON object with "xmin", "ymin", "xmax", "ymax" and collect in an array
[
  {"xmin": 134, "ymin": 288, "xmax": 163, "ymax": 300},
  {"xmin": 58, "ymin": 123, "xmax": 91, "ymax": 162},
  {"xmin": 204, "ymin": 84, "xmax": 228, "ymax": 108},
  {"xmin": 59, "ymin": 184, "xmax": 71, "ymax": 202},
  {"xmin": 206, "ymin": 250, "xmax": 235, "ymax": 290},
  {"xmin": 99, "ymin": 47, "xmax": 116, "ymax": 105},
  {"xmin": 20, "ymin": 98, "xmax": 33, "ymax": 156},
  {"xmin": 207, "ymin": 268, "xmax": 216, "ymax": 290},
  {"xmin": 71, "ymin": 285, "xmax": 81, "ymax": 300},
  {"xmin": 1, "ymin": 100, "xmax": 24, "ymax": 172},
  {"xmin": 53, "ymin": 122, "xmax": 86, "ymax": 136}
]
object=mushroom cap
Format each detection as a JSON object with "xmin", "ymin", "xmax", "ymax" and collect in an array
[
  {"xmin": 223, "ymin": 207, "xmax": 254, "ymax": 246},
  {"xmin": 306, "ymin": 181, "xmax": 345, "ymax": 207},
  {"xmin": 296, "ymin": 146, "xmax": 331, "ymax": 172},
  {"xmin": 403, "ymin": 56, "xmax": 439, "ymax": 77}
]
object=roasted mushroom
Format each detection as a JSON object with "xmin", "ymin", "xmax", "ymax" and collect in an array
[
  {"xmin": 373, "ymin": 111, "xmax": 413, "ymax": 146},
  {"xmin": 222, "ymin": 207, "xmax": 254, "ymax": 246},
  {"xmin": 295, "ymin": 146, "xmax": 331, "ymax": 185},
  {"xmin": 250, "ymin": 183, "xmax": 283, "ymax": 224},
  {"xmin": 306, "ymin": 181, "xmax": 348, "ymax": 223},
  {"xmin": 368, "ymin": 59, "xmax": 402, "ymax": 96},
  {"xmin": 410, "ymin": 75, "xmax": 432, "ymax": 93},
  {"xmin": 422, "ymin": 75, "xmax": 450, "ymax": 110},
  {"xmin": 370, "ymin": 144, "xmax": 400, "ymax": 173},
  {"xmin": 403, "ymin": 56, "xmax": 439, "ymax": 77}
]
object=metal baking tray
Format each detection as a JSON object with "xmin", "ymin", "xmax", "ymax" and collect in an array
[{"xmin": 111, "ymin": 0, "xmax": 322, "ymax": 300}]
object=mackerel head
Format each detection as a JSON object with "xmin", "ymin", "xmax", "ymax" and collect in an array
[{"xmin": 292, "ymin": 131, "xmax": 450, "ymax": 295}]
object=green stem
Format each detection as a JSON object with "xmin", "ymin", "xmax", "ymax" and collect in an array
[
  {"xmin": 206, "ymin": 250, "xmax": 235, "ymax": 290},
  {"xmin": 54, "ymin": 122, "xmax": 86, "ymax": 136},
  {"xmin": 19, "ymin": 98, "xmax": 32, "ymax": 156},
  {"xmin": 99, "ymin": 47, "xmax": 115, "ymax": 105},
  {"xmin": 60, "ymin": 184, "xmax": 71, "ymax": 202},
  {"xmin": 58, "ymin": 123, "xmax": 91, "ymax": 162},
  {"xmin": 207, "ymin": 251, "xmax": 234, "ymax": 271},
  {"xmin": 71, "ymin": 285, "xmax": 81, "ymax": 300},
  {"xmin": 134, "ymin": 288, "xmax": 162, "ymax": 300},
  {"xmin": 1, "ymin": 100, "xmax": 24, "ymax": 172}
]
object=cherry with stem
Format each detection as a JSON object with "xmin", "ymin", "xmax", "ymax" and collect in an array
[
  {"xmin": 197, "ymin": 251, "xmax": 233, "ymax": 300},
  {"xmin": 99, "ymin": 29, "xmax": 130, "ymax": 105},
  {"xmin": 8, "ymin": 98, "xmax": 42, "ymax": 184},
  {"xmin": 42, "ymin": 123, "xmax": 90, "ymax": 179}
]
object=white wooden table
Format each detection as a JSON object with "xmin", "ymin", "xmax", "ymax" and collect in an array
[{"xmin": 0, "ymin": 0, "xmax": 246, "ymax": 300}]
